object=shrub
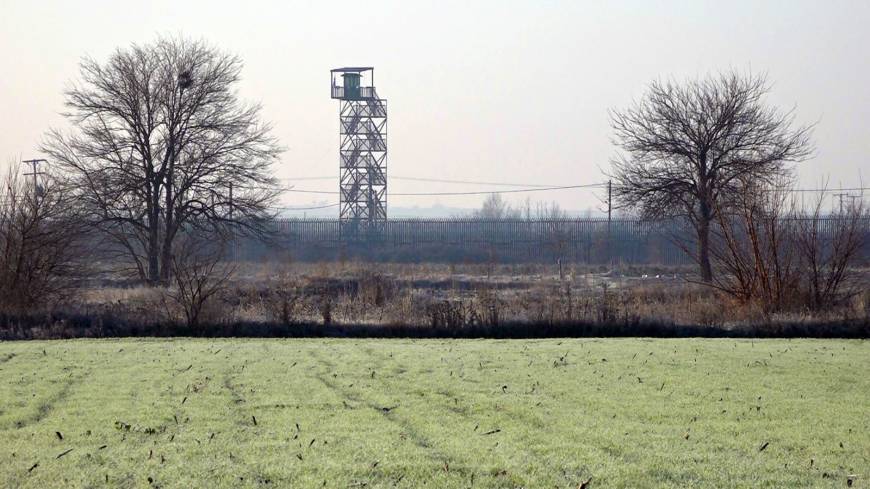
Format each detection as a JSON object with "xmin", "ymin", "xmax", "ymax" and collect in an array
[
  {"xmin": 166, "ymin": 235, "xmax": 235, "ymax": 329},
  {"xmin": 0, "ymin": 169, "xmax": 86, "ymax": 313}
]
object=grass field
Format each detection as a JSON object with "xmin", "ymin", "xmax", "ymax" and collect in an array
[{"xmin": 0, "ymin": 339, "xmax": 867, "ymax": 488}]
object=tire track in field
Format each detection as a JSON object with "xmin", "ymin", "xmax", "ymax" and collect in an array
[
  {"xmin": 178, "ymin": 357, "xmax": 272, "ymax": 489},
  {"xmin": 209, "ymin": 347, "xmax": 290, "ymax": 487},
  {"xmin": 218, "ymin": 349, "xmax": 258, "ymax": 426},
  {"xmin": 306, "ymin": 348, "xmax": 475, "ymax": 476},
  {"xmin": 362, "ymin": 346, "xmax": 555, "ymax": 486},
  {"xmin": 217, "ymin": 346, "xmax": 284, "ymax": 432},
  {"xmin": 8, "ymin": 370, "xmax": 89, "ymax": 430},
  {"xmin": 222, "ymin": 370, "xmax": 247, "ymax": 406}
]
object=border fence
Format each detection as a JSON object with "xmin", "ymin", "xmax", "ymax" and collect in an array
[
  {"xmin": 235, "ymin": 218, "xmax": 684, "ymax": 264},
  {"xmin": 221, "ymin": 216, "xmax": 870, "ymax": 265}
]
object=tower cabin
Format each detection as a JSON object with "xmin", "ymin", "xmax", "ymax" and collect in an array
[{"xmin": 330, "ymin": 67, "xmax": 377, "ymax": 100}]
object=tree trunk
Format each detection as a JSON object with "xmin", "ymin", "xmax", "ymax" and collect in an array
[
  {"xmin": 160, "ymin": 229, "xmax": 173, "ymax": 284},
  {"xmin": 160, "ymin": 144, "xmax": 176, "ymax": 284},
  {"xmin": 159, "ymin": 188, "xmax": 173, "ymax": 284},
  {"xmin": 147, "ymin": 212, "xmax": 160, "ymax": 285},
  {"xmin": 160, "ymin": 222, "xmax": 179, "ymax": 284},
  {"xmin": 697, "ymin": 201, "xmax": 713, "ymax": 283}
]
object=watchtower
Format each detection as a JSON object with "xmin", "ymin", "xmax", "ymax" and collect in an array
[{"xmin": 330, "ymin": 67, "xmax": 387, "ymax": 238}]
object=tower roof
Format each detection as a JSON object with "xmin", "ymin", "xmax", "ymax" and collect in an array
[{"xmin": 331, "ymin": 67, "xmax": 373, "ymax": 73}]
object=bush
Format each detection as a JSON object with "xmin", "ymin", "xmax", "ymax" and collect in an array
[
  {"xmin": 709, "ymin": 181, "xmax": 868, "ymax": 313},
  {"xmin": 166, "ymin": 235, "xmax": 234, "ymax": 329},
  {"xmin": 0, "ymin": 169, "xmax": 85, "ymax": 313}
]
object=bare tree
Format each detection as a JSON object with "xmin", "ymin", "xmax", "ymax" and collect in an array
[
  {"xmin": 610, "ymin": 71, "xmax": 814, "ymax": 281},
  {"xmin": 473, "ymin": 193, "xmax": 519, "ymax": 219},
  {"xmin": 42, "ymin": 36, "xmax": 283, "ymax": 285},
  {"xmin": 793, "ymin": 191, "xmax": 868, "ymax": 310},
  {"xmin": 708, "ymin": 179, "xmax": 868, "ymax": 313},
  {"xmin": 0, "ymin": 167, "xmax": 85, "ymax": 313},
  {"xmin": 167, "ymin": 233, "xmax": 235, "ymax": 329},
  {"xmin": 707, "ymin": 177, "xmax": 800, "ymax": 310}
]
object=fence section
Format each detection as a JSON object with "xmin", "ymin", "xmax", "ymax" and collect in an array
[
  {"xmin": 234, "ymin": 216, "xmax": 870, "ymax": 264},
  {"xmin": 237, "ymin": 218, "xmax": 690, "ymax": 264}
]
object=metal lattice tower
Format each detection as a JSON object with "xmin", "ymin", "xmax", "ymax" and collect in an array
[{"xmin": 330, "ymin": 67, "xmax": 387, "ymax": 238}]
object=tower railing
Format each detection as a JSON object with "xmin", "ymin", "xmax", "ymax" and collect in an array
[{"xmin": 331, "ymin": 86, "xmax": 377, "ymax": 100}]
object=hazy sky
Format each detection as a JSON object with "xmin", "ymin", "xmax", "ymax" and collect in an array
[{"xmin": 1, "ymin": 0, "xmax": 868, "ymax": 213}]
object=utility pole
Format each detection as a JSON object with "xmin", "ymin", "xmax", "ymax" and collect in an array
[
  {"xmin": 845, "ymin": 195, "xmax": 861, "ymax": 213},
  {"xmin": 607, "ymin": 180, "xmax": 612, "ymax": 223},
  {"xmin": 22, "ymin": 159, "xmax": 47, "ymax": 195},
  {"xmin": 228, "ymin": 182, "xmax": 234, "ymax": 221},
  {"xmin": 607, "ymin": 179, "xmax": 612, "ymax": 266},
  {"xmin": 833, "ymin": 192, "xmax": 848, "ymax": 214}
]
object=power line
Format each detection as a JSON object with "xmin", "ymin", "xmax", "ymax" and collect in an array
[
  {"xmin": 281, "ymin": 175, "xmax": 570, "ymax": 188},
  {"xmin": 390, "ymin": 183, "xmax": 606, "ymax": 196},
  {"xmin": 273, "ymin": 202, "xmax": 340, "ymax": 211},
  {"xmin": 281, "ymin": 176, "xmax": 335, "ymax": 181},
  {"xmin": 783, "ymin": 187, "xmax": 869, "ymax": 193},
  {"xmin": 390, "ymin": 176, "xmax": 564, "ymax": 188},
  {"xmin": 283, "ymin": 189, "xmax": 340, "ymax": 195},
  {"xmin": 281, "ymin": 183, "xmax": 606, "ymax": 197},
  {"xmin": 271, "ymin": 180, "xmax": 869, "ymax": 211},
  {"xmin": 279, "ymin": 184, "xmax": 870, "ymax": 197},
  {"xmin": 277, "ymin": 173, "xmax": 870, "ymax": 196}
]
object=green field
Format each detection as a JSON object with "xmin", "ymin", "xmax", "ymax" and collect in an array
[{"xmin": 0, "ymin": 339, "xmax": 867, "ymax": 488}]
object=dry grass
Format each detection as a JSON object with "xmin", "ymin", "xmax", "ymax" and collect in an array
[{"xmin": 3, "ymin": 261, "xmax": 866, "ymax": 340}]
